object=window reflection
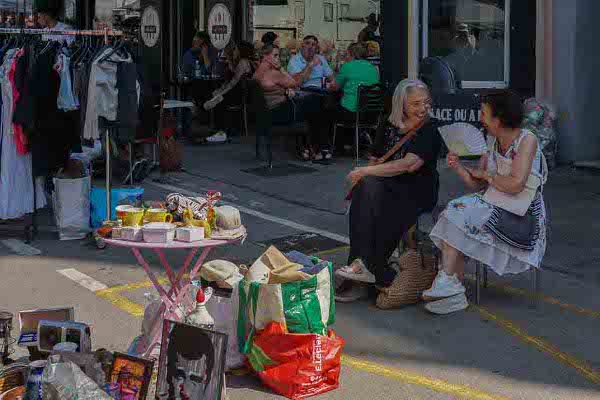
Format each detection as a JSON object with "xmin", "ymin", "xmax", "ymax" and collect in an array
[
  {"xmin": 428, "ymin": 0, "xmax": 507, "ymax": 84},
  {"xmin": 0, "ymin": 0, "xmax": 34, "ymax": 28}
]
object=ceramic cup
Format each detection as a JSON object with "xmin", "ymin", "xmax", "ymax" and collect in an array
[
  {"xmin": 115, "ymin": 205, "xmax": 134, "ymax": 222},
  {"xmin": 122, "ymin": 208, "xmax": 145, "ymax": 227},
  {"xmin": 145, "ymin": 208, "xmax": 173, "ymax": 223}
]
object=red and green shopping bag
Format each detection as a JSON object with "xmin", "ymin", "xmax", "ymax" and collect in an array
[{"xmin": 246, "ymin": 322, "xmax": 344, "ymax": 400}]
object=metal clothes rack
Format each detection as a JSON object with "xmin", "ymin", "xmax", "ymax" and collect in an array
[{"xmin": 0, "ymin": 28, "xmax": 124, "ymax": 243}]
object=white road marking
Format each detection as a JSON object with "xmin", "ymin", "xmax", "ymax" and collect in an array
[
  {"xmin": 0, "ymin": 239, "xmax": 42, "ymax": 256},
  {"xmin": 148, "ymin": 182, "xmax": 351, "ymax": 244},
  {"xmin": 57, "ymin": 268, "xmax": 108, "ymax": 292}
]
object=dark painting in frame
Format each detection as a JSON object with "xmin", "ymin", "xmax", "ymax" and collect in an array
[
  {"xmin": 156, "ymin": 320, "xmax": 228, "ymax": 400},
  {"xmin": 110, "ymin": 352, "xmax": 155, "ymax": 400}
]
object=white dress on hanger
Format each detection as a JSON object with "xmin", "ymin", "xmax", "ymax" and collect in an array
[{"xmin": 0, "ymin": 48, "xmax": 46, "ymax": 220}]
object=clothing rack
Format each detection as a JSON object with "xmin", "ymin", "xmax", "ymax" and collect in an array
[
  {"xmin": 0, "ymin": 28, "xmax": 124, "ymax": 42},
  {"xmin": 0, "ymin": 28, "xmax": 124, "ymax": 243}
]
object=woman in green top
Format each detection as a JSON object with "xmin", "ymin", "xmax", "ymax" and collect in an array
[{"xmin": 333, "ymin": 43, "xmax": 380, "ymax": 151}]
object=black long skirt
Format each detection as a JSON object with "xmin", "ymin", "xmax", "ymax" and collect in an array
[{"xmin": 348, "ymin": 174, "xmax": 436, "ymax": 286}]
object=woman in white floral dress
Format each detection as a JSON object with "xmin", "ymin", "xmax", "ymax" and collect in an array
[{"xmin": 423, "ymin": 90, "xmax": 547, "ymax": 314}]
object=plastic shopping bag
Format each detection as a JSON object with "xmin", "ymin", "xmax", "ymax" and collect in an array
[
  {"xmin": 248, "ymin": 322, "xmax": 344, "ymax": 400},
  {"xmin": 42, "ymin": 357, "xmax": 111, "ymax": 400},
  {"xmin": 90, "ymin": 186, "xmax": 144, "ymax": 228},
  {"xmin": 237, "ymin": 257, "xmax": 336, "ymax": 354}
]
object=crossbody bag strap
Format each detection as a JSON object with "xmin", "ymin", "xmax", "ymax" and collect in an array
[{"xmin": 374, "ymin": 120, "xmax": 425, "ymax": 165}]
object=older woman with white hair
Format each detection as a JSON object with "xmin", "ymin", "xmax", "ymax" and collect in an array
[{"xmin": 335, "ymin": 79, "xmax": 442, "ymax": 302}]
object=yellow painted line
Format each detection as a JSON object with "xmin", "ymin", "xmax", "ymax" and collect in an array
[
  {"xmin": 465, "ymin": 276, "xmax": 600, "ymax": 319},
  {"xmin": 313, "ymin": 246, "xmax": 350, "ymax": 258},
  {"xmin": 96, "ymin": 289, "xmax": 145, "ymax": 317},
  {"xmin": 341, "ymin": 355, "xmax": 509, "ymax": 400},
  {"xmin": 473, "ymin": 305, "xmax": 600, "ymax": 385}
]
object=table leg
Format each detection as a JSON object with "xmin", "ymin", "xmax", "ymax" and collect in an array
[
  {"xmin": 132, "ymin": 248, "xmax": 176, "ymax": 312},
  {"xmin": 135, "ymin": 246, "xmax": 215, "ymax": 358},
  {"xmin": 170, "ymin": 246, "xmax": 214, "ymax": 309},
  {"xmin": 144, "ymin": 248, "xmax": 200, "ymax": 341},
  {"xmin": 154, "ymin": 248, "xmax": 195, "ymax": 307}
]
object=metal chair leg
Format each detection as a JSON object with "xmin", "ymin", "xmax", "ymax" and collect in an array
[
  {"xmin": 355, "ymin": 122, "xmax": 359, "ymax": 166},
  {"xmin": 332, "ymin": 124, "xmax": 338, "ymax": 155},
  {"xmin": 242, "ymin": 103, "xmax": 249, "ymax": 137},
  {"xmin": 128, "ymin": 143, "xmax": 134, "ymax": 185},
  {"xmin": 475, "ymin": 262, "xmax": 482, "ymax": 305},
  {"xmin": 531, "ymin": 268, "xmax": 540, "ymax": 292},
  {"xmin": 483, "ymin": 266, "xmax": 488, "ymax": 288}
]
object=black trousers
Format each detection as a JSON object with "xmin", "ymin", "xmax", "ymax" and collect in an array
[{"xmin": 348, "ymin": 175, "xmax": 424, "ymax": 286}]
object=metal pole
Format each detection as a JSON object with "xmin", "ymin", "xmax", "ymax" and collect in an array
[{"xmin": 105, "ymin": 127, "xmax": 112, "ymax": 223}]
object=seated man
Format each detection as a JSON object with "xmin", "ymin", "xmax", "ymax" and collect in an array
[
  {"xmin": 287, "ymin": 35, "xmax": 334, "ymax": 89},
  {"xmin": 287, "ymin": 35, "xmax": 336, "ymax": 160}
]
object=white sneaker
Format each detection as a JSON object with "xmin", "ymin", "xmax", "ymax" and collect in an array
[
  {"xmin": 335, "ymin": 259, "xmax": 376, "ymax": 284},
  {"xmin": 425, "ymin": 293, "xmax": 469, "ymax": 314},
  {"xmin": 422, "ymin": 270, "xmax": 465, "ymax": 300},
  {"xmin": 206, "ymin": 131, "xmax": 228, "ymax": 143}
]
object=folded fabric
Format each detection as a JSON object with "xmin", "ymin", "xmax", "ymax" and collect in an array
[
  {"xmin": 285, "ymin": 250, "xmax": 330, "ymax": 275},
  {"xmin": 300, "ymin": 262, "xmax": 329, "ymax": 276},
  {"xmin": 211, "ymin": 225, "xmax": 247, "ymax": 241},
  {"xmin": 247, "ymin": 246, "xmax": 310, "ymax": 284},
  {"xmin": 285, "ymin": 250, "xmax": 314, "ymax": 268}
]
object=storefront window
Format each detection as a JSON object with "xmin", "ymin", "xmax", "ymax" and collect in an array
[
  {"xmin": 0, "ymin": 0, "xmax": 34, "ymax": 28},
  {"xmin": 95, "ymin": 0, "xmax": 140, "ymax": 40},
  {"xmin": 424, "ymin": 0, "xmax": 509, "ymax": 88}
]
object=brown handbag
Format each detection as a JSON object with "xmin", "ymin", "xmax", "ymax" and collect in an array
[
  {"xmin": 159, "ymin": 136, "xmax": 183, "ymax": 172},
  {"xmin": 376, "ymin": 249, "xmax": 437, "ymax": 309}
]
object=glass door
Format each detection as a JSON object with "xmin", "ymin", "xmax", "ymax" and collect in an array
[{"xmin": 422, "ymin": 0, "xmax": 510, "ymax": 89}]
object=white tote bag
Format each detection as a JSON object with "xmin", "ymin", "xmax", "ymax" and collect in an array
[{"xmin": 53, "ymin": 177, "xmax": 92, "ymax": 240}]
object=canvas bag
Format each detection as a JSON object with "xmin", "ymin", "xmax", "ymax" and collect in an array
[
  {"xmin": 237, "ymin": 247, "xmax": 335, "ymax": 354},
  {"xmin": 52, "ymin": 177, "xmax": 92, "ymax": 240}
]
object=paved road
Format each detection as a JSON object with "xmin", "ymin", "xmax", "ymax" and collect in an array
[{"xmin": 1, "ymin": 141, "xmax": 599, "ymax": 399}]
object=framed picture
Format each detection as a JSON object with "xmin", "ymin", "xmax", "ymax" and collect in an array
[
  {"xmin": 110, "ymin": 353, "xmax": 155, "ymax": 400},
  {"xmin": 156, "ymin": 320, "xmax": 228, "ymax": 400}
]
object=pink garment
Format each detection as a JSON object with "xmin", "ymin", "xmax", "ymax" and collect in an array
[{"xmin": 9, "ymin": 48, "xmax": 28, "ymax": 155}]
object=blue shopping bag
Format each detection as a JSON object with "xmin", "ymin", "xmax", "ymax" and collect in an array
[{"xmin": 90, "ymin": 187, "xmax": 144, "ymax": 228}]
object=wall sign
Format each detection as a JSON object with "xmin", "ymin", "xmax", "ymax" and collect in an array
[
  {"xmin": 141, "ymin": 6, "xmax": 160, "ymax": 48},
  {"xmin": 208, "ymin": 3, "xmax": 233, "ymax": 50},
  {"xmin": 430, "ymin": 93, "xmax": 482, "ymax": 126}
]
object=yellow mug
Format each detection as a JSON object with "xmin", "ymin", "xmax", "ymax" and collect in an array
[
  {"xmin": 116, "ymin": 205, "xmax": 134, "ymax": 223},
  {"xmin": 122, "ymin": 208, "xmax": 146, "ymax": 227},
  {"xmin": 145, "ymin": 208, "xmax": 173, "ymax": 223}
]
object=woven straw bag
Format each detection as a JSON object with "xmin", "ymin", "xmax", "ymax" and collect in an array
[{"xmin": 376, "ymin": 249, "xmax": 437, "ymax": 309}]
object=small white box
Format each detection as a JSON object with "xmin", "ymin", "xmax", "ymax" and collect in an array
[
  {"xmin": 112, "ymin": 227, "xmax": 122, "ymax": 239},
  {"xmin": 143, "ymin": 223, "xmax": 176, "ymax": 243},
  {"xmin": 176, "ymin": 227, "xmax": 205, "ymax": 242},
  {"xmin": 121, "ymin": 226, "xmax": 143, "ymax": 241}
]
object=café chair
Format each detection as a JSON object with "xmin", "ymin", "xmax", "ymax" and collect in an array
[{"xmin": 332, "ymin": 83, "xmax": 386, "ymax": 165}]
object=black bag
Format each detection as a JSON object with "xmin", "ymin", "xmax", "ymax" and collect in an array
[{"xmin": 484, "ymin": 192, "xmax": 543, "ymax": 251}]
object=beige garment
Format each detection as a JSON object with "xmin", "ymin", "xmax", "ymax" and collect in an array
[
  {"xmin": 263, "ymin": 85, "xmax": 287, "ymax": 110},
  {"xmin": 246, "ymin": 246, "xmax": 310, "ymax": 284}
]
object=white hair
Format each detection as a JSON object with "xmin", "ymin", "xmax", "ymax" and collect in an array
[{"xmin": 388, "ymin": 79, "xmax": 430, "ymax": 129}]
